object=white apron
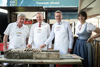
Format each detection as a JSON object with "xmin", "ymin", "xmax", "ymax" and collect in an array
[
  {"xmin": 8, "ymin": 26, "xmax": 26, "ymax": 49},
  {"xmin": 54, "ymin": 23, "xmax": 69, "ymax": 54},
  {"xmin": 33, "ymin": 25, "xmax": 47, "ymax": 50}
]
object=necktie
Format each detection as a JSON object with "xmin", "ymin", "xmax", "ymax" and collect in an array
[
  {"xmin": 58, "ymin": 23, "xmax": 60, "ymax": 25},
  {"xmin": 39, "ymin": 23, "xmax": 41, "ymax": 27}
]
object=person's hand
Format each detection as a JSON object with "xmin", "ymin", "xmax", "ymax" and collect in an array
[
  {"xmin": 47, "ymin": 48, "xmax": 52, "ymax": 50},
  {"xmin": 68, "ymin": 49, "xmax": 72, "ymax": 53},
  {"xmin": 87, "ymin": 37, "xmax": 93, "ymax": 43},
  {"xmin": 27, "ymin": 44, "xmax": 32, "ymax": 48},
  {"xmin": 40, "ymin": 44, "xmax": 46, "ymax": 49},
  {"xmin": 4, "ymin": 48, "xmax": 7, "ymax": 51}
]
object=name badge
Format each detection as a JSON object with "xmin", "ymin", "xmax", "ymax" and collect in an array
[
  {"xmin": 16, "ymin": 32, "xmax": 22, "ymax": 36},
  {"xmin": 37, "ymin": 28, "xmax": 42, "ymax": 33},
  {"xmin": 56, "ymin": 26, "xmax": 61, "ymax": 31}
]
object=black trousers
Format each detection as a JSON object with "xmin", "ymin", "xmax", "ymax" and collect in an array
[
  {"xmin": 30, "ymin": 64, "xmax": 49, "ymax": 67},
  {"xmin": 5, "ymin": 64, "xmax": 27, "ymax": 67}
]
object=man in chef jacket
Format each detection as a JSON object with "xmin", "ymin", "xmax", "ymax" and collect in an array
[
  {"xmin": 27, "ymin": 12, "xmax": 51, "ymax": 50},
  {"xmin": 3, "ymin": 14, "xmax": 29, "ymax": 66},
  {"xmin": 3, "ymin": 13, "xmax": 29, "ymax": 50},
  {"xmin": 40, "ymin": 10, "xmax": 73, "ymax": 54}
]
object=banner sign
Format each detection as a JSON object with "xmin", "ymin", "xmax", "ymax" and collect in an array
[{"xmin": 7, "ymin": 0, "xmax": 78, "ymax": 7}]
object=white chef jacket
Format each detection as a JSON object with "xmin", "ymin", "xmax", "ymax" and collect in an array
[{"xmin": 4, "ymin": 22, "xmax": 29, "ymax": 49}]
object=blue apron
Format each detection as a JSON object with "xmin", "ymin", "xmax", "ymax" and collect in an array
[{"xmin": 73, "ymin": 23, "xmax": 95, "ymax": 67}]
